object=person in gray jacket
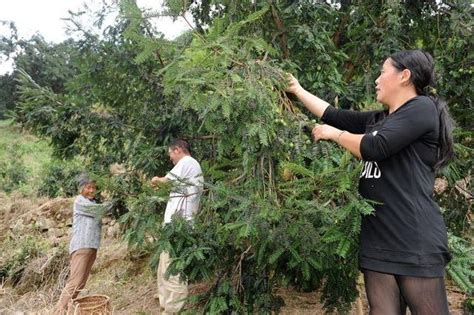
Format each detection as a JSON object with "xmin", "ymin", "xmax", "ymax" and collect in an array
[{"xmin": 55, "ymin": 174, "xmax": 102, "ymax": 314}]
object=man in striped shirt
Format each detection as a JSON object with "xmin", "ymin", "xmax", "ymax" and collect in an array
[{"xmin": 151, "ymin": 139, "xmax": 204, "ymax": 315}]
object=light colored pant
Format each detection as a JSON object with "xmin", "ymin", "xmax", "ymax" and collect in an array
[
  {"xmin": 56, "ymin": 248, "xmax": 97, "ymax": 314},
  {"xmin": 157, "ymin": 251, "xmax": 188, "ymax": 314}
]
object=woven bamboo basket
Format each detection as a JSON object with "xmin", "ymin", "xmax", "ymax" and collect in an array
[{"xmin": 70, "ymin": 294, "xmax": 112, "ymax": 315}]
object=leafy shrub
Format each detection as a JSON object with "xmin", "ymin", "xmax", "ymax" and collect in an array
[
  {"xmin": 0, "ymin": 143, "xmax": 29, "ymax": 193},
  {"xmin": 446, "ymin": 234, "xmax": 474, "ymax": 295}
]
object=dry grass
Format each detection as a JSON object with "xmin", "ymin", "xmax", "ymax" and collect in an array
[
  {"xmin": 16, "ymin": 247, "xmax": 70, "ymax": 295},
  {"xmin": 0, "ymin": 289, "xmax": 57, "ymax": 314}
]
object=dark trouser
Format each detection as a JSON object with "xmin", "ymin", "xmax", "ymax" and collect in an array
[
  {"xmin": 363, "ymin": 269, "xmax": 449, "ymax": 315},
  {"xmin": 56, "ymin": 248, "xmax": 97, "ymax": 314}
]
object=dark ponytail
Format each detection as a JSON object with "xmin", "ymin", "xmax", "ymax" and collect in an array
[{"xmin": 390, "ymin": 50, "xmax": 455, "ymax": 169}]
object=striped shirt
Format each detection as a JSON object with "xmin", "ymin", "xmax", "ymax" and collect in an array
[
  {"xmin": 164, "ymin": 155, "xmax": 204, "ymax": 224},
  {"xmin": 69, "ymin": 195, "xmax": 102, "ymax": 254}
]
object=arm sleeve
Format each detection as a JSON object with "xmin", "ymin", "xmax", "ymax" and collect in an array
[
  {"xmin": 74, "ymin": 197, "xmax": 98, "ymax": 218},
  {"xmin": 360, "ymin": 99, "xmax": 438, "ymax": 161},
  {"xmin": 321, "ymin": 106, "xmax": 380, "ymax": 134},
  {"xmin": 166, "ymin": 160, "xmax": 184, "ymax": 181}
]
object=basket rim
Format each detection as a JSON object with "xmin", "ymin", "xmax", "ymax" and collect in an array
[{"xmin": 71, "ymin": 294, "xmax": 112, "ymax": 313}]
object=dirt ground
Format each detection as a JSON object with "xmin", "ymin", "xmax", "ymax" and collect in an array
[{"xmin": 0, "ymin": 193, "xmax": 470, "ymax": 314}]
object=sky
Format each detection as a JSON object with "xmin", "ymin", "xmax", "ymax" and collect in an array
[{"xmin": 0, "ymin": 0, "xmax": 191, "ymax": 74}]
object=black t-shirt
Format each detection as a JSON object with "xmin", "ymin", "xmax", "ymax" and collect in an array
[{"xmin": 322, "ymin": 96, "xmax": 451, "ymax": 277}]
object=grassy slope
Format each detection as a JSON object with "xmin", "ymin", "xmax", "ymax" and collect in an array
[{"xmin": 0, "ymin": 119, "xmax": 51, "ymax": 194}]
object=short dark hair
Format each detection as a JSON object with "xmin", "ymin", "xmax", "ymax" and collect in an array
[{"xmin": 169, "ymin": 139, "xmax": 191, "ymax": 154}]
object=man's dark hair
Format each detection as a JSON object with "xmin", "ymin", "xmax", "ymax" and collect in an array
[{"xmin": 169, "ymin": 139, "xmax": 191, "ymax": 154}]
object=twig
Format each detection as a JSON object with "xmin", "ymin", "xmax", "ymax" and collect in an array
[
  {"xmin": 233, "ymin": 246, "xmax": 252, "ymax": 294},
  {"xmin": 268, "ymin": 156, "xmax": 274, "ymax": 196},
  {"xmin": 230, "ymin": 173, "xmax": 246, "ymax": 184}
]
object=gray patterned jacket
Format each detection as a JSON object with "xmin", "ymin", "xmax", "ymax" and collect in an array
[{"xmin": 69, "ymin": 195, "xmax": 102, "ymax": 254}]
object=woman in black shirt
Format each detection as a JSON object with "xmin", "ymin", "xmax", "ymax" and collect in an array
[{"xmin": 285, "ymin": 50, "xmax": 454, "ymax": 314}]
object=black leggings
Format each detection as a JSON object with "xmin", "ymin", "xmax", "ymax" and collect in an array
[{"xmin": 363, "ymin": 269, "xmax": 449, "ymax": 315}]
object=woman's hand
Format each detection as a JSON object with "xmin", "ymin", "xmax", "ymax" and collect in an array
[
  {"xmin": 312, "ymin": 124, "xmax": 363, "ymax": 159},
  {"xmin": 312, "ymin": 124, "xmax": 340, "ymax": 141},
  {"xmin": 285, "ymin": 74, "xmax": 303, "ymax": 95},
  {"xmin": 284, "ymin": 74, "xmax": 330, "ymax": 118}
]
